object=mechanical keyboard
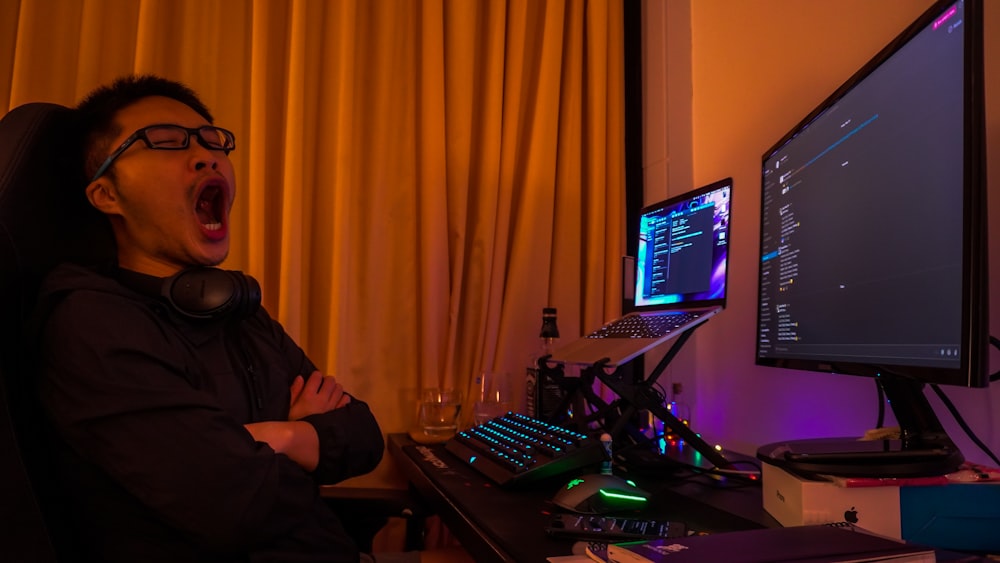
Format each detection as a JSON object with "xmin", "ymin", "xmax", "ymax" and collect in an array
[{"xmin": 445, "ymin": 412, "xmax": 605, "ymax": 487}]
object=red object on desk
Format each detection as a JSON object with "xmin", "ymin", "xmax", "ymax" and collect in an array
[{"xmin": 824, "ymin": 462, "xmax": 1000, "ymax": 488}]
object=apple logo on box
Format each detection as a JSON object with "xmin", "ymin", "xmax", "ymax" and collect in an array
[{"xmin": 844, "ymin": 506, "xmax": 859, "ymax": 524}]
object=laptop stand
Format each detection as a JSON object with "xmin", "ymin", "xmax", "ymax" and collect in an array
[{"xmin": 539, "ymin": 322, "xmax": 738, "ymax": 473}]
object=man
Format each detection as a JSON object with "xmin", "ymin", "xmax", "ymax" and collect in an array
[{"xmin": 32, "ymin": 75, "xmax": 408, "ymax": 562}]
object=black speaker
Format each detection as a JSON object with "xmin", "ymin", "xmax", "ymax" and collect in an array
[{"xmin": 161, "ymin": 267, "xmax": 261, "ymax": 321}]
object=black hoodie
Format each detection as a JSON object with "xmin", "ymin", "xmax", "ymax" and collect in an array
[{"xmin": 32, "ymin": 262, "xmax": 384, "ymax": 562}]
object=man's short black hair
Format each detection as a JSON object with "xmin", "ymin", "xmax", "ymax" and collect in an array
[{"xmin": 76, "ymin": 74, "xmax": 215, "ymax": 182}]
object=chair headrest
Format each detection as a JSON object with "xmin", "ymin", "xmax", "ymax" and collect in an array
[{"xmin": 0, "ymin": 102, "xmax": 116, "ymax": 331}]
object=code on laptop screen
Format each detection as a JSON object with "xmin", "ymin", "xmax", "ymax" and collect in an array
[{"xmin": 634, "ymin": 179, "xmax": 732, "ymax": 309}]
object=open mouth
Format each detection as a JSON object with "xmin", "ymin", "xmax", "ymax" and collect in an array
[{"xmin": 196, "ymin": 181, "xmax": 226, "ymax": 232}]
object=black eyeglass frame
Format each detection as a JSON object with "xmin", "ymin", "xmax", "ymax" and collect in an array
[{"xmin": 89, "ymin": 124, "xmax": 236, "ymax": 183}]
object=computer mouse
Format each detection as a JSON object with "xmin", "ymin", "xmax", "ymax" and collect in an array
[{"xmin": 551, "ymin": 473, "xmax": 650, "ymax": 514}]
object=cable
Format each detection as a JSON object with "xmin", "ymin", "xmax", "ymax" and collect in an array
[
  {"xmin": 930, "ymin": 383, "xmax": 1000, "ymax": 467},
  {"xmin": 874, "ymin": 378, "xmax": 886, "ymax": 429},
  {"xmin": 989, "ymin": 335, "xmax": 1000, "ymax": 382},
  {"xmin": 680, "ymin": 460, "xmax": 762, "ymax": 488}
]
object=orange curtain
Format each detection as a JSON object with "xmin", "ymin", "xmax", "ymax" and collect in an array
[{"xmin": 1, "ymin": 0, "xmax": 625, "ymax": 488}]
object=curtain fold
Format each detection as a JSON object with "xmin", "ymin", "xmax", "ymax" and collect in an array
[{"xmin": 1, "ymin": 0, "xmax": 625, "ymax": 488}]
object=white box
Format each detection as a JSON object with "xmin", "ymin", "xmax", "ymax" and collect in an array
[{"xmin": 761, "ymin": 462, "xmax": 902, "ymax": 539}]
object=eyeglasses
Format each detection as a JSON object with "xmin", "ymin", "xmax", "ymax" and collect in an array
[{"xmin": 90, "ymin": 124, "xmax": 236, "ymax": 183}]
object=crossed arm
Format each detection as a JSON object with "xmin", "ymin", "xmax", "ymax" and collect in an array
[{"xmin": 243, "ymin": 369, "xmax": 351, "ymax": 471}]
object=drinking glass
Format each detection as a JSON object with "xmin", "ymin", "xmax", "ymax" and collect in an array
[
  {"xmin": 418, "ymin": 388, "xmax": 462, "ymax": 438},
  {"xmin": 473, "ymin": 370, "xmax": 513, "ymax": 425}
]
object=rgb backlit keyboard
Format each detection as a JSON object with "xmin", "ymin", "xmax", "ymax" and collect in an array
[{"xmin": 445, "ymin": 412, "xmax": 604, "ymax": 487}]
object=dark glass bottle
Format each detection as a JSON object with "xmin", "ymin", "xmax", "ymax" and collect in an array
[{"xmin": 526, "ymin": 307, "xmax": 559, "ymax": 418}]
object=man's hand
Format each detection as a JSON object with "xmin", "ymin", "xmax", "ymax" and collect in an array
[
  {"xmin": 244, "ymin": 421, "xmax": 319, "ymax": 471},
  {"xmin": 288, "ymin": 370, "xmax": 351, "ymax": 421}
]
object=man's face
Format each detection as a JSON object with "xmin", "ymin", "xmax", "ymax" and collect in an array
[{"xmin": 87, "ymin": 95, "xmax": 236, "ymax": 277}]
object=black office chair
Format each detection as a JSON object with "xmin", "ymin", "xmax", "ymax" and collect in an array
[
  {"xmin": 0, "ymin": 102, "xmax": 426, "ymax": 559},
  {"xmin": 0, "ymin": 102, "xmax": 111, "ymax": 562}
]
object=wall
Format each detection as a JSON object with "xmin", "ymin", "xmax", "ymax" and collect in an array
[{"xmin": 644, "ymin": 0, "xmax": 1000, "ymax": 466}]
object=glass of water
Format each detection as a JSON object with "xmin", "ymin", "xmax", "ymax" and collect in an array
[{"xmin": 418, "ymin": 388, "xmax": 462, "ymax": 439}]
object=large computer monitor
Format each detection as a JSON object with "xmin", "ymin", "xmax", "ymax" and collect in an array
[{"xmin": 755, "ymin": 0, "xmax": 987, "ymax": 477}]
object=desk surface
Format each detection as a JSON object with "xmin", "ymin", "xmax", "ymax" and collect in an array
[{"xmin": 387, "ymin": 433, "xmax": 779, "ymax": 563}]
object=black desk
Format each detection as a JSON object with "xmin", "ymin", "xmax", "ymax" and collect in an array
[{"xmin": 387, "ymin": 433, "xmax": 779, "ymax": 563}]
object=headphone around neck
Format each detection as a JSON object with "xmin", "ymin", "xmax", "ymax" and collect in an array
[{"xmin": 161, "ymin": 267, "xmax": 262, "ymax": 321}]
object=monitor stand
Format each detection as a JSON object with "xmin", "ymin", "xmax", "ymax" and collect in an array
[{"xmin": 757, "ymin": 376, "xmax": 964, "ymax": 478}]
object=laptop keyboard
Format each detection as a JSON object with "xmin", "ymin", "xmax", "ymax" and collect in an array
[{"xmin": 588, "ymin": 311, "xmax": 702, "ymax": 338}]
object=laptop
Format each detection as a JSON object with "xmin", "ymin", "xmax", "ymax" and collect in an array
[{"xmin": 550, "ymin": 177, "xmax": 733, "ymax": 367}]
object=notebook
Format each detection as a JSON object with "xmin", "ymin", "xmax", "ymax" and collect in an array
[{"xmin": 550, "ymin": 177, "xmax": 733, "ymax": 367}]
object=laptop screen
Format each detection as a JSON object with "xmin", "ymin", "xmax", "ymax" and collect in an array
[{"xmin": 634, "ymin": 178, "xmax": 732, "ymax": 311}]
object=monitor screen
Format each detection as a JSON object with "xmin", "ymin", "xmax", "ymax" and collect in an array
[
  {"xmin": 754, "ymin": 0, "xmax": 987, "ymax": 477},
  {"xmin": 755, "ymin": 0, "xmax": 986, "ymax": 388}
]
